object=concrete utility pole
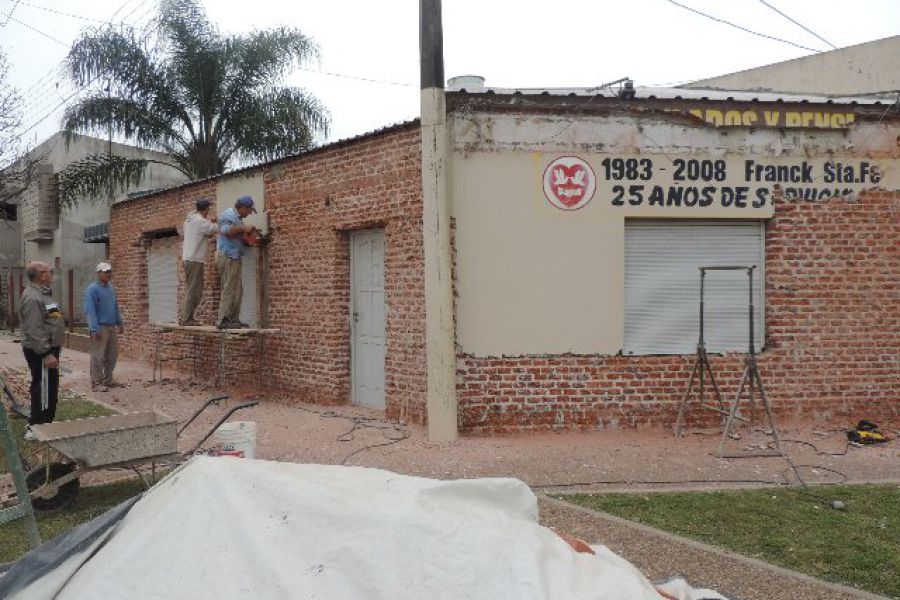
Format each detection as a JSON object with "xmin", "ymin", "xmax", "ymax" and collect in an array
[{"xmin": 420, "ymin": 0, "xmax": 458, "ymax": 442}]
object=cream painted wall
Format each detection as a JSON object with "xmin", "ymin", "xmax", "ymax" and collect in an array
[
  {"xmin": 684, "ymin": 36, "xmax": 900, "ymax": 97},
  {"xmin": 215, "ymin": 172, "xmax": 266, "ymax": 234},
  {"xmin": 450, "ymin": 110, "xmax": 900, "ymax": 357}
]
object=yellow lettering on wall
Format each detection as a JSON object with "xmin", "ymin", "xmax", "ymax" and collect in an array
[
  {"xmin": 705, "ymin": 110, "xmax": 724, "ymax": 127},
  {"xmin": 686, "ymin": 107, "xmax": 856, "ymax": 129},
  {"xmin": 724, "ymin": 110, "xmax": 743, "ymax": 126}
]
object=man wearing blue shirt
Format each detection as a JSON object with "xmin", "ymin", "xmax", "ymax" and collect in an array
[
  {"xmin": 216, "ymin": 195, "xmax": 257, "ymax": 329},
  {"xmin": 84, "ymin": 262, "xmax": 124, "ymax": 392}
]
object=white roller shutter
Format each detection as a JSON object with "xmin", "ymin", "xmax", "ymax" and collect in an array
[
  {"xmin": 624, "ymin": 220, "xmax": 764, "ymax": 355},
  {"xmin": 148, "ymin": 236, "xmax": 179, "ymax": 325},
  {"xmin": 239, "ymin": 247, "xmax": 258, "ymax": 328}
]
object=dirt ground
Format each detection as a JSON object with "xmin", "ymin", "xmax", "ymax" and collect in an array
[{"xmin": 1, "ymin": 333, "xmax": 897, "ymax": 599}]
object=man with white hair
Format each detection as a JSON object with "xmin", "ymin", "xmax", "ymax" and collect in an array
[
  {"xmin": 180, "ymin": 198, "xmax": 217, "ymax": 326},
  {"xmin": 84, "ymin": 262, "xmax": 124, "ymax": 392},
  {"xmin": 18, "ymin": 261, "xmax": 65, "ymax": 439}
]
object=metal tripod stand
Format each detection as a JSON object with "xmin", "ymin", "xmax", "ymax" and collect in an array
[
  {"xmin": 673, "ymin": 266, "xmax": 783, "ymax": 458},
  {"xmin": 717, "ymin": 266, "xmax": 783, "ymax": 458},
  {"xmin": 674, "ymin": 266, "xmax": 730, "ymax": 437}
]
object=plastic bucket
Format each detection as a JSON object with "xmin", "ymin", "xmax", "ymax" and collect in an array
[{"xmin": 213, "ymin": 421, "xmax": 257, "ymax": 459}]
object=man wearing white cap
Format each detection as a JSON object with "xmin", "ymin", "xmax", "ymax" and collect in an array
[{"xmin": 84, "ymin": 262, "xmax": 124, "ymax": 392}]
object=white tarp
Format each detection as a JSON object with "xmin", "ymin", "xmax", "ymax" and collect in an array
[{"xmin": 9, "ymin": 457, "xmax": 726, "ymax": 600}]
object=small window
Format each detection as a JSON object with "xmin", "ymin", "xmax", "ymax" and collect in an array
[
  {"xmin": 624, "ymin": 220, "xmax": 765, "ymax": 355},
  {"xmin": 0, "ymin": 202, "xmax": 16, "ymax": 221}
]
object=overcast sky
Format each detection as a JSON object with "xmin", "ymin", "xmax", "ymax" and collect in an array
[{"xmin": 2, "ymin": 0, "xmax": 899, "ymax": 155}]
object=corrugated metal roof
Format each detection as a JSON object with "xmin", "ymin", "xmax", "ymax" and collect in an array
[{"xmin": 449, "ymin": 85, "xmax": 898, "ymax": 106}]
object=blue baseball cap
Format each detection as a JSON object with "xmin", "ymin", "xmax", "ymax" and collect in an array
[{"xmin": 236, "ymin": 195, "xmax": 257, "ymax": 213}]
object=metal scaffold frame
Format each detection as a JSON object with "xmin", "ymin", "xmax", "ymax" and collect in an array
[{"xmin": 151, "ymin": 324, "xmax": 279, "ymax": 392}]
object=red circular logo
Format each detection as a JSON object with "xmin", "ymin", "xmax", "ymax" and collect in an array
[{"xmin": 543, "ymin": 156, "xmax": 596, "ymax": 210}]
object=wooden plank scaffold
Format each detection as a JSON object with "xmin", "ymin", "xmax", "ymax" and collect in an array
[{"xmin": 151, "ymin": 323, "xmax": 279, "ymax": 392}]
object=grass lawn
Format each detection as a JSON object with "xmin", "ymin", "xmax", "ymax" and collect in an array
[
  {"xmin": 564, "ymin": 485, "xmax": 900, "ymax": 597},
  {"xmin": 0, "ymin": 391, "xmax": 138, "ymax": 564},
  {"xmin": 0, "ymin": 477, "xmax": 144, "ymax": 563}
]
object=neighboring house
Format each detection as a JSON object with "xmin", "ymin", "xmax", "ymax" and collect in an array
[
  {"xmin": 109, "ymin": 79, "xmax": 900, "ymax": 433},
  {"xmin": 0, "ymin": 132, "xmax": 186, "ymax": 328},
  {"xmin": 682, "ymin": 35, "xmax": 900, "ymax": 96}
]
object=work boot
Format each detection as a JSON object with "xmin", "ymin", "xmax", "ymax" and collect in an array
[{"xmin": 180, "ymin": 318, "xmax": 201, "ymax": 326}]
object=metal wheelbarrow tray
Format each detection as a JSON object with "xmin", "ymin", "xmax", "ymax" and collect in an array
[
  {"xmin": 20, "ymin": 397, "xmax": 257, "ymax": 511},
  {"xmin": 30, "ymin": 411, "xmax": 179, "ymax": 468}
]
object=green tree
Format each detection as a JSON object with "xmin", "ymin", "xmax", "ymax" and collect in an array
[{"xmin": 59, "ymin": 0, "xmax": 328, "ymax": 208}]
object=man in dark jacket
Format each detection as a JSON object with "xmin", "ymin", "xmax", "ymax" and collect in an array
[{"xmin": 18, "ymin": 261, "xmax": 66, "ymax": 439}]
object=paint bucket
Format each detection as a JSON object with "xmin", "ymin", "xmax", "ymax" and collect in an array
[{"xmin": 213, "ymin": 421, "xmax": 257, "ymax": 459}]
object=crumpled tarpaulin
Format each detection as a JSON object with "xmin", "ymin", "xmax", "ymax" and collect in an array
[{"xmin": 3, "ymin": 457, "xmax": 727, "ymax": 599}]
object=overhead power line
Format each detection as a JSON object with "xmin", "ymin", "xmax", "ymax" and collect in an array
[
  {"xmin": 757, "ymin": 0, "xmax": 837, "ymax": 50},
  {"xmin": 12, "ymin": 0, "xmax": 109, "ymax": 24},
  {"xmin": 663, "ymin": 0, "xmax": 825, "ymax": 53},
  {"xmin": 13, "ymin": 0, "xmax": 156, "ymax": 143},
  {"xmin": 1, "ymin": 0, "xmax": 22, "ymax": 26},
  {"xmin": 4, "ymin": 13, "xmax": 68, "ymax": 46}
]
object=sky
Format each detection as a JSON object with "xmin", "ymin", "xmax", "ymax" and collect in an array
[{"xmin": 1, "ymin": 0, "xmax": 899, "ymax": 159}]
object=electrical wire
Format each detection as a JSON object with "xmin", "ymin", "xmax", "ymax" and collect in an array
[
  {"xmin": 663, "ymin": 0, "xmax": 825, "ymax": 53},
  {"xmin": 10, "ymin": 0, "xmax": 108, "ymax": 24},
  {"xmin": 3, "ymin": 13, "xmax": 68, "ymax": 46},
  {"xmin": 757, "ymin": 0, "xmax": 836, "ymax": 50},
  {"xmin": 292, "ymin": 405, "xmax": 411, "ymax": 466},
  {"xmin": 0, "ymin": 0, "xmax": 21, "ymax": 26}
]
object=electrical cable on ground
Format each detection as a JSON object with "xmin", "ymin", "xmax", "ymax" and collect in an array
[{"xmin": 293, "ymin": 404, "xmax": 410, "ymax": 466}]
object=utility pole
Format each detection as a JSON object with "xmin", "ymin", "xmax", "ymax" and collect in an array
[{"xmin": 420, "ymin": 0, "xmax": 457, "ymax": 442}]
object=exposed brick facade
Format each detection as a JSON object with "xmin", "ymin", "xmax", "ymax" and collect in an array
[
  {"xmin": 110, "ymin": 120, "xmax": 899, "ymax": 434},
  {"xmin": 110, "ymin": 124, "xmax": 426, "ymax": 423},
  {"xmin": 457, "ymin": 190, "xmax": 900, "ymax": 433}
]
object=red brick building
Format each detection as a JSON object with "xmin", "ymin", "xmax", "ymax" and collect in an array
[{"xmin": 110, "ymin": 89, "xmax": 900, "ymax": 434}]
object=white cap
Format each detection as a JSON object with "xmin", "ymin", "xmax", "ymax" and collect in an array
[{"xmin": 96, "ymin": 262, "xmax": 113, "ymax": 272}]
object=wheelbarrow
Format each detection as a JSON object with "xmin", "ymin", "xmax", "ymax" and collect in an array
[{"xmin": 24, "ymin": 395, "xmax": 257, "ymax": 511}]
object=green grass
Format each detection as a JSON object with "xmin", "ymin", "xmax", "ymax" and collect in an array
[
  {"xmin": 564, "ymin": 485, "xmax": 900, "ymax": 597},
  {"xmin": 0, "ymin": 477, "xmax": 144, "ymax": 563}
]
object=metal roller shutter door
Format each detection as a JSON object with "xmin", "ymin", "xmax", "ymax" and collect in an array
[
  {"xmin": 148, "ymin": 237, "xmax": 179, "ymax": 325},
  {"xmin": 624, "ymin": 220, "xmax": 764, "ymax": 355}
]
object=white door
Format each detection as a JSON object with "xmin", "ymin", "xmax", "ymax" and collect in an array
[
  {"xmin": 351, "ymin": 229, "xmax": 386, "ymax": 409},
  {"xmin": 148, "ymin": 236, "xmax": 179, "ymax": 324}
]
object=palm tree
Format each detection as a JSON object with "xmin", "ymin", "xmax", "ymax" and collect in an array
[{"xmin": 58, "ymin": 0, "xmax": 328, "ymax": 207}]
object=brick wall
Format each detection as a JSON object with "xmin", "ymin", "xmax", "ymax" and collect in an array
[
  {"xmin": 457, "ymin": 190, "xmax": 900, "ymax": 433},
  {"xmin": 110, "ymin": 124, "xmax": 426, "ymax": 422}
]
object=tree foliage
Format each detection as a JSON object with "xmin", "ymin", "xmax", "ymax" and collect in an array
[
  {"xmin": 0, "ymin": 51, "xmax": 42, "ymax": 218},
  {"xmin": 59, "ymin": 0, "xmax": 329, "ymax": 208}
]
